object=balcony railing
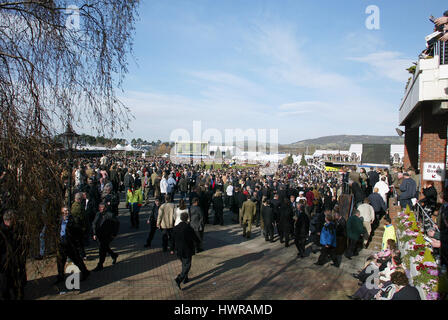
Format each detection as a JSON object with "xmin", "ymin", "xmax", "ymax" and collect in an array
[{"xmin": 434, "ymin": 40, "xmax": 448, "ymax": 65}]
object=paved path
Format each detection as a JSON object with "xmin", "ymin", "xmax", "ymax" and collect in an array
[{"xmin": 25, "ymin": 198, "xmax": 373, "ymax": 300}]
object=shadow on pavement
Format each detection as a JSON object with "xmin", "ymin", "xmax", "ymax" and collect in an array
[
  {"xmin": 184, "ymin": 249, "xmax": 270, "ymax": 290},
  {"xmin": 25, "ymin": 249, "xmax": 177, "ymax": 299}
]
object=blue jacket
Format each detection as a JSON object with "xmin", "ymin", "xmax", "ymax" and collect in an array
[
  {"xmin": 320, "ymin": 222, "xmax": 336, "ymax": 247},
  {"xmin": 368, "ymin": 192, "xmax": 386, "ymax": 213},
  {"xmin": 399, "ymin": 178, "xmax": 417, "ymax": 201}
]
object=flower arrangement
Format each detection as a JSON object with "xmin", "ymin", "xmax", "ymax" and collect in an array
[
  {"xmin": 412, "ymin": 247, "xmax": 440, "ymax": 299},
  {"xmin": 396, "ymin": 209, "xmax": 442, "ymax": 300},
  {"xmin": 415, "ymin": 232, "xmax": 425, "ymax": 245},
  {"xmin": 414, "ymin": 259, "xmax": 439, "ymax": 297}
]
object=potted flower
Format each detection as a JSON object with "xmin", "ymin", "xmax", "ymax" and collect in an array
[{"xmin": 413, "ymin": 249, "xmax": 439, "ymax": 300}]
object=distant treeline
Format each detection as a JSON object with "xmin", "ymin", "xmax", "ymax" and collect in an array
[
  {"xmin": 54, "ymin": 133, "xmax": 169, "ymax": 148},
  {"xmin": 78, "ymin": 134, "xmax": 127, "ymax": 147}
]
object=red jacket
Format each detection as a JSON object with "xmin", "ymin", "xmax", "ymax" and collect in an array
[{"xmin": 306, "ymin": 191, "xmax": 314, "ymax": 206}]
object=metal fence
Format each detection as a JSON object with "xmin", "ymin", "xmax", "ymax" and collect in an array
[
  {"xmin": 415, "ymin": 201, "xmax": 438, "ymax": 234},
  {"xmin": 434, "ymin": 40, "xmax": 448, "ymax": 65}
]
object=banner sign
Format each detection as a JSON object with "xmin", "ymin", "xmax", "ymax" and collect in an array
[{"xmin": 423, "ymin": 162, "xmax": 445, "ymax": 181}]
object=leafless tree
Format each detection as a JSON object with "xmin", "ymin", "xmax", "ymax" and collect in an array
[{"xmin": 0, "ymin": 0, "xmax": 139, "ymax": 298}]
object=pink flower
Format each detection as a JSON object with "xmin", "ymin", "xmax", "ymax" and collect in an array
[
  {"xmin": 428, "ymin": 269, "xmax": 439, "ymax": 276},
  {"xmin": 423, "ymin": 262, "xmax": 437, "ymax": 268},
  {"xmin": 426, "ymin": 292, "xmax": 440, "ymax": 300}
]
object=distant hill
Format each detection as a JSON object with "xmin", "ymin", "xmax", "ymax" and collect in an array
[
  {"xmin": 279, "ymin": 135, "xmax": 404, "ymax": 154},
  {"xmin": 211, "ymin": 135, "xmax": 403, "ymax": 154}
]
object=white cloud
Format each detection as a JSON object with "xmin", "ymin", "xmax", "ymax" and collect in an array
[
  {"xmin": 277, "ymin": 101, "xmax": 329, "ymax": 117},
  {"xmin": 246, "ymin": 23, "xmax": 356, "ymax": 91},
  {"xmin": 187, "ymin": 70, "xmax": 264, "ymax": 102},
  {"xmin": 348, "ymin": 51, "xmax": 414, "ymax": 82},
  {"xmin": 117, "ymin": 88, "xmax": 273, "ymax": 142},
  {"xmin": 343, "ymin": 32, "xmax": 387, "ymax": 54}
]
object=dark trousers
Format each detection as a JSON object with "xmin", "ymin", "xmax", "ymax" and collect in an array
[
  {"xmin": 372, "ymin": 210, "xmax": 385, "ymax": 231},
  {"xmin": 0, "ymin": 272, "xmax": 14, "ymax": 300},
  {"xmin": 76, "ymin": 238, "xmax": 86, "ymax": 258},
  {"xmin": 254, "ymin": 209, "xmax": 260, "ymax": 226},
  {"xmin": 213, "ymin": 209, "xmax": 224, "ymax": 225},
  {"xmin": 400, "ymin": 199, "xmax": 413, "ymax": 211},
  {"xmin": 264, "ymin": 222, "xmax": 274, "ymax": 240},
  {"xmin": 224, "ymin": 195, "xmax": 229, "ymax": 208},
  {"xmin": 357, "ymin": 265, "xmax": 374, "ymax": 283},
  {"xmin": 177, "ymin": 256, "xmax": 192, "ymax": 282},
  {"xmin": 194, "ymin": 230, "xmax": 204, "ymax": 251},
  {"xmin": 203, "ymin": 206, "xmax": 210, "ymax": 224},
  {"xmin": 317, "ymin": 246, "xmax": 338, "ymax": 265},
  {"xmin": 295, "ymin": 237, "xmax": 307, "ymax": 256},
  {"xmin": 346, "ymin": 238, "xmax": 361, "ymax": 258},
  {"xmin": 57, "ymin": 241, "xmax": 88, "ymax": 278},
  {"xmin": 275, "ymin": 221, "xmax": 281, "ymax": 236},
  {"xmin": 129, "ymin": 203, "xmax": 140, "ymax": 228},
  {"xmin": 278, "ymin": 224, "xmax": 290, "ymax": 245},
  {"xmin": 161, "ymin": 228, "xmax": 174, "ymax": 251},
  {"xmin": 0, "ymin": 266, "xmax": 26, "ymax": 300},
  {"xmin": 97, "ymin": 238, "xmax": 117, "ymax": 267},
  {"xmin": 146, "ymin": 223, "xmax": 157, "ymax": 246}
]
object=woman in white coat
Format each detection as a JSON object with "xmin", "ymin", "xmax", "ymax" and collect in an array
[
  {"xmin": 374, "ymin": 176, "xmax": 389, "ymax": 205},
  {"xmin": 174, "ymin": 199, "xmax": 189, "ymax": 226}
]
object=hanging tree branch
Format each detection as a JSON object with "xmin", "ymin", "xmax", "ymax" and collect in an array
[{"xmin": 0, "ymin": 0, "xmax": 140, "ymax": 292}]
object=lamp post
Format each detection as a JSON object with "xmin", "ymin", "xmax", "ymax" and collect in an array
[
  {"xmin": 200, "ymin": 143, "xmax": 203, "ymax": 168},
  {"xmin": 62, "ymin": 122, "xmax": 79, "ymax": 210},
  {"xmin": 190, "ymin": 142, "xmax": 193, "ymax": 166}
]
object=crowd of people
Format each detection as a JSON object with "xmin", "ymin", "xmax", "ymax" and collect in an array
[
  {"xmin": 348, "ymin": 239, "xmax": 421, "ymax": 300},
  {"xmin": 316, "ymin": 153, "xmax": 359, "ymax": 163},
  {"xmin": 1, "ymin": 152, "xmax": 447, "ymax": 298}
]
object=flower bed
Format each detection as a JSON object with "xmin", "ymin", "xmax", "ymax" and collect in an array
[{"xmin": 395, "ymin": 209, "xmax": 441, "ymax": 300}]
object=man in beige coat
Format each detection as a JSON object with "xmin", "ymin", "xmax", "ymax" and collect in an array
[
  {"xmin": 157, "ymin": 194, "xmax": 176, "ymax": 253},
  {"xmin": 357, "ymin": 198, "xmax": 375, "ymax": 247},
  {"xmin": 241, "ymin": 195, "xmax": 257, "ymax": 239}
]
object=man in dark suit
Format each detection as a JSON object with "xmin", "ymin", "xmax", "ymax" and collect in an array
[
  {"xmin": 144, "ymin": 198, "xmax": 160, "ymax": 248},
  {"xmin": 55, "ymin": 207, "xmax": 90, "ymax": 284},
  {"xmin": 0, "ymin": 210, "xmax": 24, "ymax": 300},
  {"xmin": 189, "ymin": 198, "xmax": 204, "ymax": 252},
  {"xmin": 199, "ymin": 186, "xmax": 212, "ymax": 224},
  {"xmin": 91, "ymin": 203, "xmax": 119, "ymax": 271},
  {"xmin": 234, "ymin": 187, "xmax": 246, "ymax": 225},
  {"xmin": 398, "ymin": 172, "xmax": 417, "ymax": 211},
  {"xmin": 368, "ymin": 188, "xmax": 387, "ymax": 231},
  {"xmin": 294, "ymin": 202, "xmax": 310, "ymax": 257},
  {"xmin": 367, "ymin": 168, "xmax": 379, "ymax": 194},
  {"xmin": 278, "ymin": 197, "xmax": 294, "ymax": 247},
  {"xmin": 173, "ymin": 212, "xmax": 200, "ymax": 289},
  {"xmin": 350, "ymin": 181, "xmax": 365, "ymax": 208},
  {"xmin": 334, "ymin": 210, "xmax": 347, "ymax": 267},
  {"xmin": 189, "ymin": 186, "xmax": 200, "ymax": 207},
  {"xmin": 262, "ymin": 198, "xmax": 275, "ymax": 242},
  {"xmin": 271, "ymin": 193, "xmax": 281, "ymax": 236}
]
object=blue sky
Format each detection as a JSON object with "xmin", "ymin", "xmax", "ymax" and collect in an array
[{"xmin": 87, "ymin": 0, "xmax": 447, "ymax": 144}]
